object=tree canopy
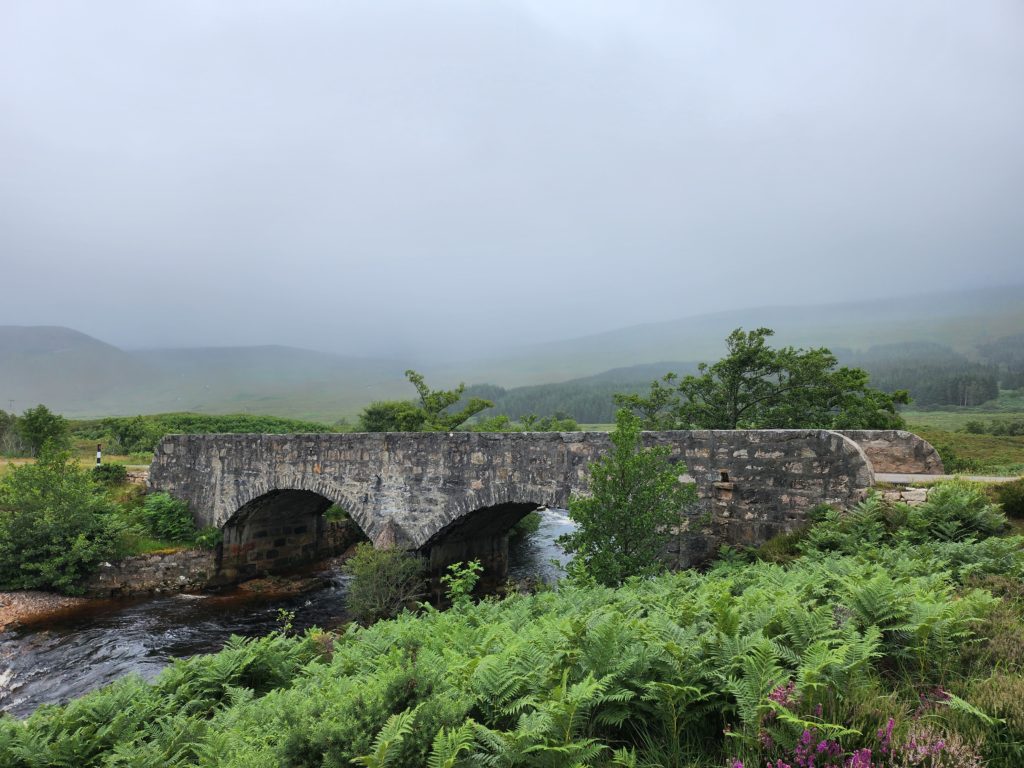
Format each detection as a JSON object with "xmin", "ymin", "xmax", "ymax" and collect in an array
[
  {"xmin": 15, "ymin": 404, "xmax": 70, "ymax": 456},
  {"xmin": 615, "ymin": 327, "xmax": 909, "ymax": 430},
  {"xmin": 0, "ymin": 450, "xmax": 125, "ymax": 593},
  {"xmin": 357, "ymin": 370, "xmax": 493, "ymax": 432}
]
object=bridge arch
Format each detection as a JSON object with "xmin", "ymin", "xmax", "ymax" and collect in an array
[
  {"xmin": 218, "ymin": 484, "xmax": 369, "ymax": 582},
  {"xmin": 409, "ymin": 471, "xmax": 579, "ymax": 581}
]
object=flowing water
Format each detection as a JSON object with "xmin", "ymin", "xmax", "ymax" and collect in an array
[{"xmin": 0, "ymin": 508, "xmax": 575, "ymax": 718}]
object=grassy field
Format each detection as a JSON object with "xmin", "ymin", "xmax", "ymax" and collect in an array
[
  {"xmin": 902, "ymin": 410, "xmax": 1024, "ymax": 432},
  {"xmin": 900, "ymin": 391, "xmax": 1024, "ymax": 476},
  {"xmin": 905, "ymin": 426, "xmax": 1024, "ymax": 476},
  {"xmin": 1, "ymin": 441, "xmax": 151, "ymax": 479}
]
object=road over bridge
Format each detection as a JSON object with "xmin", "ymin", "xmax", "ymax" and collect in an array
[{"xmin": 149, "ymin": 429, "xmax": 942, "ymax": 583}]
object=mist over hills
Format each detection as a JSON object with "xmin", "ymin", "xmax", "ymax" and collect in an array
[
  {"xmin": 2, "ymin": 284, "xmax": 1022, "ymax": 420},
  {"xmin": 449, "ymin": 284, "xmax": 1024, "ymax": 387},
  {"xmin": 0, "ymin": 328, "xmax": 411, "ymax": 420}
]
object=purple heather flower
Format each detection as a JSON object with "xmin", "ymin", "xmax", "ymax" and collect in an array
[
  {"xmin": 876, "ymin": 718, "xmax": 894, "ymax": 755},
  {"xmin": 844, "ymin": 748, "xmax": 873, "ymax": 768}
]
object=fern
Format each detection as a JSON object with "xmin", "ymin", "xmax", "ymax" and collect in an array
[
  {"xmin": 351, "ymin": 705, "xmax": 420, "ymax": 768},
  {"xmin": 427, "ymin": 721, "xmax": 476, "ymax": 768}
]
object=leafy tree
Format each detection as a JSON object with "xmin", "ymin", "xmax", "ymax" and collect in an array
[
  {"xmin": 558, "ymin": 409, "xmax": 692, "ymax": 586},
  {"xmin": 16, "ymin": 403, "xmax": 70, "ymax": 456},
  {"xmin": 405, "ymin": 369, "xmax": 492, "ymax": 431},
  {"xmin": 357, "ymin": 371, "xmax": 493, "ymax": 432},
  {"xmin": 441, "ymin": 559, "xmax": 483, "ymax": 608},
  {"xmin": 358, "ymin": 400, "xmax": 428, "ymax": 432},
  {"xmin": 0, "ymin": 450, "xmax": 125, "ymax": 593},
  {"xmin": 612, "ymin": 373, "xmax": 683, "ymax": 430},
  {"xmin": 616, "ymin": 327, "xmax": 909, "ymax": 430},
  {"xmin": 0, "ymin": 408, "xmax": 22, "ymax": 455}
]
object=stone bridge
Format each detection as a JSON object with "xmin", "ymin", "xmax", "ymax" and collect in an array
[{"xmin": 149, "ymin": 429, "xmax": 942, "ymax": 582}]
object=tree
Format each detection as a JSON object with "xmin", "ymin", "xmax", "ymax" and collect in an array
[
  {"xmin": 0, "ymin": 449, "xmax": 125, "ymax": 593},
  {"xmin": 615, "ymin": 328, "xmax": 908, "ymax": 430},
  {"xmin": 358, "ymin": 400, "xmax": 428, "ymax": 432},
  {"xmin": 16, "ymin": 404, "xmax": 70, "ymax": 456},
  {"xmin": 0, "ymin": 409, "xmax": 22, "ymax": 455},
  {"xmin": 357, "ymin": 370, "xmax": 493, "ymax": 432},
  {"xmin": 404, "ymin": 369, "xmax": 492, "ymax": 431},
  {"xmin": 557, "ymin": 410, "xmax": 692, "ymax": 587}
]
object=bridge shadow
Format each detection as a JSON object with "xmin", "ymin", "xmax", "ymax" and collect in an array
[
  {"xmin": 218, "ymin": 489, "xmax": 368, "ymax": 583},
  {"xmin": 421, "ymin": 501, "xmax": 541, "ymax": 586}
]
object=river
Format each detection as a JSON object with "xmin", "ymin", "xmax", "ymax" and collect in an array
[{"xmin": 0, "ymin": 508, "xmax": 574, "ymax": 719}]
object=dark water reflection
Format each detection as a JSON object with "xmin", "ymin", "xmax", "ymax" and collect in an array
[{"xmin": 0, "ymin": 509, "xmax": 574, "ymax": 718}]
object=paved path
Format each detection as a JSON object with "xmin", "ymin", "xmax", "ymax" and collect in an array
[{"xmin": 876, "ymin": 473, "xmax": 1020, "ymax": 484}]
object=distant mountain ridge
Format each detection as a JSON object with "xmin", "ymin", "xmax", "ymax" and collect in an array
[
  {"xmin": 2, "ymin": 283, "xmax": 1022, "ymax": 419},
  {"xmin": 0, "ymin": 327, "xmax": 411, "ymax": 419},
  {"xmin": 446, "ymin": 284, "xmax": 1024, "ymax": 387}
]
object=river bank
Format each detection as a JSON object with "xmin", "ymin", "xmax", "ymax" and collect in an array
[
  {"xmin": 0, "ymin": 591, "xmax": 93, "ymax": 632},
  {"xmin": 0, "ymin": 550, "xmax": 357, "ymax": 633},
  {"xmin": 0, "ymin": 508, "xmax": 574, "ymax": 718}
]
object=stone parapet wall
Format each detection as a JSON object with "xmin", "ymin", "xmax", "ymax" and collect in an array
[
  {"xmin": 838, "ymin": 430, "xmax": 944, "ymax": 475},
  {"xmin": 151, "ymin": 430, "xmax": 875, "ymax": 573},
  {"xmin": 85, "ymin": 549, "xmax": 217, "ymax": 598}
]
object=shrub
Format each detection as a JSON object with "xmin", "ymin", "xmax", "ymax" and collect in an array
[
  {"xmin": 911, "ymin": 479, "xmax": 1005, "ymax": 541},
  {"xmin": 341, "ymin": 543, "xmax": 426, "ymax": 626},
  {"xmin": 932, "ymin": 441, "xmax": 981, "ymax": 473},
  {"xmin": 510, "ymin": 510, "xmax": 541, "ymax": 538},
  {"xmin": 441, "ymin": 559, "xmax": 482, "ymax": 608},
  {"xmin": 0, "ymin": 451, "xmax": 126, "ymax": 593},
  {"xmin": 194, "ymin": 526, "xmax": 223, "ymax": 550},
  {"xmin": 559, "ymin": 409, "xmax": 694, "ymax": 586},
  {"xmin": 992, "ymin": 478, "xmax": 1024, "ymax": 519},
  {"xmin": 92, "ymin": 462, "xmax": 128, "ymax": 486},
  {"xmin": 753, "ymin": 526, "xmax": 807, "ymax": 563},
  {"xmin": 324, "ymin": 503, "xmax": 350, "ymax": 522},
  {"xmin": 802, "ymin": 482, "xmax": 1006, "ymax": 556},
  {"xmin": 141, "ymin": 492, "xmax": 196, "ymax": 543}
]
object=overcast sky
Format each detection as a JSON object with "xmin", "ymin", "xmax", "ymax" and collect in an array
[{"xmin": 1, "ymin": 1, "xmax": 1022, "ymax": 359}]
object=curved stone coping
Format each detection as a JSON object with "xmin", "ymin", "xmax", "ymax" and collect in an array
[{"xmin": 837, "ymin": 430, "xmax": 944, "ymax": 475}]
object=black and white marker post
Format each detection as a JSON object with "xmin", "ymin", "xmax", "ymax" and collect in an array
[{"xmin": 96, "ymin": 443, "xmax": 102, "ymax": 466}]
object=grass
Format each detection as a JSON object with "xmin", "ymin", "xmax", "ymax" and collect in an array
[
  {"xmin": 901, "ymin": 389, "xmax": 1024, "ymax": 432},
  {"xmin": 70, "ymin": 437, "xmax": 152, "ymax": 467},
  {"xmin": 908, "ymin": 425, "xmax": 1024, "ymax": 477},
  {"xmin": 903, "ymin": 410, "xmax": 1024, "ymax": 432}
]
